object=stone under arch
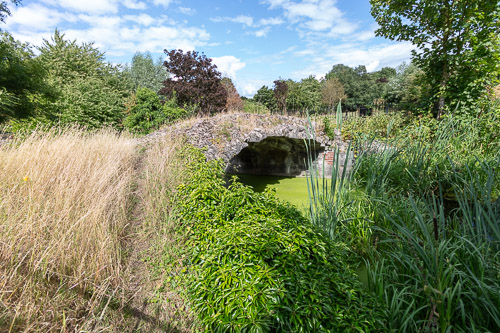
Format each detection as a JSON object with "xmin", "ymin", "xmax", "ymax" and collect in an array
[{"xmin": 226, "ymin": 136, "xmax": 324, "ymax": 176}]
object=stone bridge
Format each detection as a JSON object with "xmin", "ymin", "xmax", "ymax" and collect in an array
[{"xmin": 146, "ymin": 113, "xmax": 352, "ymax": 177}]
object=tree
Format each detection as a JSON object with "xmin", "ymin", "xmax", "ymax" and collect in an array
[
  {"xmin": 125, "ymin": 52, "xmax": 167, "ymax": 92},
  {"xmin": 385, "ymin": 62, "xmax": 428, "ymax": 112},
  {"xmin": 221, "ymin": 77, "xmax": 243, "ymax": 112},
  {"xmin": 370, "ymin": 0, "xmax": 500, "ymax": 118},
  {"xmin": 325, "ymin": 64, "xmax": 396, "ymax": 112},
  {"xmin": 253, "ymin": 85, "xmax": 276, "ymax": 112},
  {"xmin": 0, "ymin": 0, "xmax": 20, "ymax": 25},
  {"xmin": 287, "ymin": 76, "xmax": 322, "ymax": 114},
  {"xmin": 322, "ymin": 77, "xmax": 347, "ymax": 112},
  {"xmin": 37, "ymin": 30, "xmax": 132, "ymax": 128},
  {"xmin": 0, "ymin": 31, "xmax": 47, "ymax": 122},
  {"xmin": 159, "ymin": 49, "xmax": 227, "ymax": 115},
  {"xmin": 273, "ymin": 79, "xmax": 288, "ymax": 114}
]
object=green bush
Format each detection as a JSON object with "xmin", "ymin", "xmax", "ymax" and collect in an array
[
  {"xmin": 243, "ymin": 99, "xmax": 270, "ymax": 114},
  {"xmin": 174, "ymin": 148, "xmax": 386, "ymax": 332},
  {"xmin": 342, "ymin": 112, "xmax": 409, "ymax": 141},
  {"xmin": 124, "ymin": 88, "xmax": 187, "ymax": 134},
  {"xmin": 163, "ymin": 94, "xmax": 189, "ymax": 123}
]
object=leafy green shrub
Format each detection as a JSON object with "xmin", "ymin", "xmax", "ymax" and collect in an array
[
  {"xmin": 163, "ymin": 94, "xmax": 189, "ymax": 123},
  {"xmin": 124, "ymin": 88, "xmax": 187, "ymax": 134},
  {"xmin": 174, "ymin": 148, "xmax": 387, "ymax": 332},
  {"xmin": 242, "ymin": 99, "xmax": 270, "ymax": 114},
  {"xmin": 342, "ymin": 112, "xmax": 409, "ymax": 141},
  {"xmin": 124, "ymin": 88, "xmax": 164, "ymax": 134}
]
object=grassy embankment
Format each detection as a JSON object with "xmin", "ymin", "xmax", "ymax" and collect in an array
[{"xmin": 0, "ymin": 128, "xmax": 198, "ymax": 331}]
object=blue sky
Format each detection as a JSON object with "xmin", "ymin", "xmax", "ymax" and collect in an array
[{"xmin": 5, "ymin": 0, "xmax": 414, "ymax": 97}]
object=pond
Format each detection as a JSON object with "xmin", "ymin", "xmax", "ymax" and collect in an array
[
  {"xmin": 231, "ymin": 173, "xmax": 370, "ymax": 286},
  {"xmin": 230, "ymin": 174, "xmax": 311, "ymax": 209}
]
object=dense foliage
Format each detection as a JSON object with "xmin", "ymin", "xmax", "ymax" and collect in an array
[
  {"xmin": 125, "ymin": 51, "xmax": 167, "ymax": 93},
  {"xmin": 315, "ymin": 107, "xmax": 500, "ymax": 331},
  {"xmin": 37, "ymin": 30, "xmax": 131, "ymax": 128},
  {"xmin": 0, "ymin": 31, "xmax": 48, "ymax": 122},
  {"xmin": 160, "ymin": 49, "xmax": 227, "ymax": 115},
  {"xmin": 325, "ymin": 64, "xmax": 395, "ymax": 111},
  {"xmin": 221, "ymin": 77, "xmax": 244, "ymax": 112},
  {"xmin": 287, "ymin": 76, "xmax": 322, "ymax": 114},
  {"xmin": 123, "ymin": 88, "xmax": 184, "ymax": 134},
  {"xmin": 371, "ymin": 0, "xmax": 500, "ymax": 118},
  {"xmin": 253, "ymin": 85, "xmax": 277, "ymax": 112},
  {"xmin": 174, "ymin": 148, "xmax": 387, "ymax": 332}
]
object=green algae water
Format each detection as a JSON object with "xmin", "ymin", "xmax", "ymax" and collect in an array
[
  {"xmin": 233, "ymin": 174, "xmax": 370, "ymax": 284},
  {"xmin": 231, "ymin": 174, "xmax": 311, "ymax": 209}
]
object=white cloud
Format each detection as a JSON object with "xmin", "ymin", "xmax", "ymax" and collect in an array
[
  {"xmin": 258, "ymin": 17, "xmax": 285, "ymax": 26},
  {"xmin": 291, "ymin": 42, "xmax": 414, "ymax": 78},
  {"xmin": 123, "ymin": 13, "xmax": 158, "ymax": 26},
  {"xmin": 366, "ymin": 60, "xmax": 380, "ymax": 72},
  {"xmin": 178, "ymin": 7, "xmax": 196, "ymax": 15},
  {"xmin": 123, "ymin": 0, "xmax": 147, "ymax": 10},
  {"xmin": 41, "ymin": 0, "xmax": 119, "ymax": 14},
  {"xmin": 7, "ymin": 4, "xmax": 211, "ymax": 58},
  {"xmin": 5, "ymin": 4, "xmax": 74, "ymax": 30},
  {"xmin": 152, "ymin": 0, "xmax": 173, "ymax": 7},
  {"xmin": 212, "ymin": 56, "xmax": 246, "ymax": 80},
  {"xmin": 251, "ymin": 27, "xmax": 271, "ymax": 37},
  {"xmin": 211, "ymin": 15, "xmax": 254, "ymax": 27},
  {"xmin": 240, "ymin": 82, "xmax": 261, "ymax": 97}
]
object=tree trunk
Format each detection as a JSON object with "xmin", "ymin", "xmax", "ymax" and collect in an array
[{"xmin": 437, "ymin": 64, "xmax": 448, "ymax": 120}]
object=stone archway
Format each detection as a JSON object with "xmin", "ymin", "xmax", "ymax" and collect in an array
[{"xmin": 226, "ymin": 136, "xmax": 324, "ymax": 176}]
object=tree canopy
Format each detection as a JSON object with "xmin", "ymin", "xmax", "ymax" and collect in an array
[
  {"xmin": 0, "ymin": 31, "xmax": 48, "ymax": 122},
  {"xmin": 37, "ymin": 30, "xmax": 131, "ymax": 128},
  {"xmin": 159, "ymin": 49, "xmax": 227, "ymax": 115},
  {"xmin": 370, "ymin": 0, "xmax": 500, "ymax": 118},
  {"xmin": 125, "ymin": 52, "xmax": 167, "ymax": 93}
]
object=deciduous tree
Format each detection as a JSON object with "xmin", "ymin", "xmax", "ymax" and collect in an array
[
  {"xmin": 273, "ymin": 79, "xmax": 288, "ymax": 114},
  {"xmin": 322, "ymin": 77, "xmax": 347, "ymax": 112},
  {"xmin": 370, "ymin": 0, "xmax": 500, "ymax": 118},
  {"xmin": 253, "ymin": 85, "xmax": 276, "ymax": 112},
  {"xmin": 160, "ymin": 49, "xmax": 227, "ymax": 115},
  {"xmin": 125, "ymin": 52, "xmax": 167, "ymax": 92},
  {"xmin": 0, "ymin": 0, "xmax": 20, "ymax": 25},
  {"xmin": 37, "ymin": 30, "xmax": 131, "ymax": 128},
  {"xmin": 221, "ymin": 77, "xmax": 243, "ymax": 112}
]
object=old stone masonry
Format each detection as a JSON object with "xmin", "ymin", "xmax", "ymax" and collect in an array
[{"xmin": 145, "ymin": 113, "xmax": 353, "ymax": 177}]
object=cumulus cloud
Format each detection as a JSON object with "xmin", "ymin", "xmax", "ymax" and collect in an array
[
  {"xmin": 291, "ymin": 42, "xmax": 415, "ymax": 78},
  {"xmin": 123, "ymin": 13, "xmax": 159, "ymax": 26},
  {"xmin": 152, "ymin": 0, "xmax": 173, "ymax": 7},
  {"xmin": 262, "ymin": 0, "xmax": 360, "ymax": 40},
  {"xmin": 123, "ymin": 0, "xmax": 147, "ymax": 10},
  {"xmin": 6, "ymin": 3, "xmax": 211, "ymax": 58},
  {"xmin": 5, "ymin": 3, "xmax": 75, "ymax": 30},
  {"xmin": 212, "ymin": 56, "xmax": 246, "ymax": 80},
  {"xmin": 178, "ymin": 7, "xmax": 196, "ymax": 16},
  {"xmin": 250, "ymin": 27, "xmax": 271, "ymax": 37}
]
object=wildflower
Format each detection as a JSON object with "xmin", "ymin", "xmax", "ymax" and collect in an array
[{"xmin": 23, "ymin": 176, "xmax": 30, "ymax": 182}]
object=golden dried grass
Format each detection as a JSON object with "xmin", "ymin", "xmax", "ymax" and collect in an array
[{"xmin": 0, "ymin": 128, "xmax": 137, "ymax": 331}]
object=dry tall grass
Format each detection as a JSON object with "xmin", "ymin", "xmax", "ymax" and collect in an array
[
  {"xmin": 135, "ymin": 134, "xmax": 199, "ymax": 331},
  {"xmin": 0, "ymin": 128, "xmax": 137, "ymax": 331}
]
